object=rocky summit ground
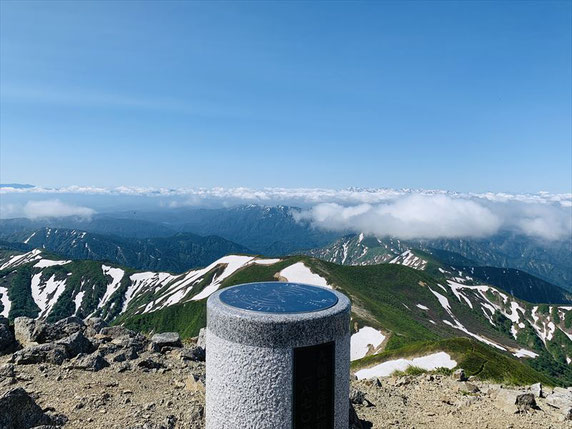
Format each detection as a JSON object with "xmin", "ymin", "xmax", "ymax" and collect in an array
[{"xmin": 0, "ymin": 316, "xmax": 571, "ymax": 429}]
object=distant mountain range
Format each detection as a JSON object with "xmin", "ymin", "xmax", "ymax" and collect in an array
[
  {"xmin": 0, "ymin": 227, "xmax": 251, "ymax": 273},
  {"xmin": 306, "ymin": 233, "xmax": 572, "ymax": 292},
  {"xmin": 1, "ymin": 204, "xmax": 570, "ymax": 289},
  {"xmin": 0, "ymin": 247, "xmax": 570, "ymax": 386}
]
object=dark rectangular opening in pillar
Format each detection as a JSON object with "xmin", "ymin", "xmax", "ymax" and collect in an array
[{"xmin": 293, "ymin": 341, "xmax": 335, "ymax": 429}]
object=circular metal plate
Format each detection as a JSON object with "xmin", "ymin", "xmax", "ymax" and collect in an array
[{"xmin": 219, "ymin": 282, "xmax": 338, "ymax": 313}]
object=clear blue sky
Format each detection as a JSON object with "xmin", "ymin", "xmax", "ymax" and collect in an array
[{"xmin": 1, "ymin": 1, "xmax": 570, "ymax": 192}]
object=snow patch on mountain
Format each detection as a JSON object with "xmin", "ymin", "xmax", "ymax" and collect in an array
[
  {"xmin": 0, "ymin": 249, "xmax": 42, "ymax": 270},
  {"xmin": 74, "ymin": 291, "xmax": 85, "ymax": 314},
  {"xmin": 31, "ymin": 273, "xmax": 67, "ymax": 317},
  {"xmin": 389, "ymin": 250, "xmax": 427, "ymax": 270},
  {"xmin": 279, "ymin": 262, "xmax": 331, "ymax": 288},
  {"xmin": 355, "ymin": 352, "xmax": 457, "ymax": 379},
  {"xmin": 100, "ymin": 265, "xmax": 125, "ymax": 307},
  {"xmin": 34, "ymin": 259, "xmax": 71, "ymax": 268},
  {"xmin": 0, "ymin": 287, "xmax": 11, "ymax": 317},
  {"xmin": 351, "ymin": 326, "xmax": 386, "ymax": 361},
  {"xmin": 513, "ymin": 349, "xmax": 538, "ymax": 358},
  {"xmin": 191, "ymin": 255, "xmax": 256, "ymax": 301}
]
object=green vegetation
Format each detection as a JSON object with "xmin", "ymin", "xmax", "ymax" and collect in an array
[
  {"xmin": 120, "ymin": 299, "xmax": 206, "ymax": 338},
  {"xmin": 1, "ymin": 266, "xmax": 40, "ymax": 318},
  {"xmin": 352, "ymin": 337, "xmax": 557, "ymax": 386}
]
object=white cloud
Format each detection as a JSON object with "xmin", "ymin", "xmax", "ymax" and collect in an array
[
  {"xmin": 294, "ymin": 195, "xmax": 502, "ymax": 239},
  {"xmin": 1, "ymin": 186, "xmax": 570, "ymax": 241},
  {"xmin": 21, "ymin": 200, "xmax": 95, "ymax": 219}
]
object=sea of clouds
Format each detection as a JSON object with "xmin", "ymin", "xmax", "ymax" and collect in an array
[{"xmin": 1, "ymin": 186, "xmax": 570, "ymax": 241}]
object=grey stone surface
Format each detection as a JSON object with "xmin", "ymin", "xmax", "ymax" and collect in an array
[
  {"xmin": 0, "ymin": 317, "xmax": 15, "ymax": 355},
  {"xmin": 206, "ymin": 282, "xmax": 351, "ymax": 429},
  {"xmin": 14, "ymin": 317, "xmax": 37, "ymax": 347}
]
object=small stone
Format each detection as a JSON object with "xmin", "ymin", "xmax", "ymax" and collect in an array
[{"xmin": 452, "ymin": 369, "xmax": 467, "ymax": 382}]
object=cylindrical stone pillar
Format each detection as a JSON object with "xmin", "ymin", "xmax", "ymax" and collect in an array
[{"xmin": 206, "ymin": 281, "xmax": 351, "ymax": 429}]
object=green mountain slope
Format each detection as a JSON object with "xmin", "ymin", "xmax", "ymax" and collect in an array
[{"xmin": 1, "ymin": 249, "xmax": 570, "ymax": 386}]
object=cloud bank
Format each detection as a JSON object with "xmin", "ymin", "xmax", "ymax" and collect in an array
[
  {"xmin": 293, "ymin": 195, "xmax": 571, "ymax": 241},
  {"xmin": 1, "ymin": 186, "xmax": 570, "ymax": 241},
  {"xmin": 14, "ymin": 200, "xmax": 95, "ymax": 220}
]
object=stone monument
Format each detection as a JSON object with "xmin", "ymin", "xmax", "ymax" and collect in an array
[{"xmin": 206, "ymin": 281, "xmax": 351, "ymax": 429}]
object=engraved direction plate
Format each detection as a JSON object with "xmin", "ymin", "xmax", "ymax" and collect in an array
[
  {"xmin": 219, "ymin": 282, "xmax": 338, "ymax": 313},
  {"xmin": 293, "ymin": 342, "xmax": 335, "ymax": 429}
]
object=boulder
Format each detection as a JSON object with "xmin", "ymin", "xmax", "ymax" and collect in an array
[
  {"xmin": 11, "ymin": 343, "xmax": 68, "ymax": 365},
  {"xmin": 545, "ymin": 388, "xmax": 572, "ymax": 420},
  {"xmin": 150, "ymin": 332, "xmax": 182, "ymax": 352},
  {"xmin": 350, "ymin": 389, "xmax": 367, "ymax": 405},
  {"xmin": 137, "ymin": 357, "xmax": 165, "ymax": 370},
  {"xmin": 529, "ymin": 382, "xmax": 543, "ymax": 398},
  {"xmin": 0, "ymin": 317, "xmax": 16, "ymax": 355},
  {"xmin": 452, "ymin": 368, "xmax": 468, "ymax": 382},
  {"xmin": 179, "ymin": 345, "xmax": 205, "ymax": 362},
  {"xmin": 100, "ymin": 326, "xmax": 136, "ymax": 339},
  {"xmin": 112, "ymin": 334, "xmax": 148, "ymax": 353},
  {"xmin": 197, "ymin": 328, "xmax": 206, "ymax": 350},
  {"xmin": 184, "ymin": 375, "xmax": 205, "ymax": 394},
  {"xmin": 84, "ymin": 317, "xmax": 108, "ymax": 337},
  {"xmin": 494, "ymin": 390, "xmax": 537, "ymax": 414},
  {"xmin": 459, "ymin": 382, "xmax": 480, "ymax": 394},
  {"xmin": 71, "ymin": 352, "xmax": 109, "ymax": 372},
  {"xmin": 56, "ymin": 331, "xmax": 93, "ymax": 358},
  {"xmin": 0, "ymin": 364, "xmax": 16, "ymax": 386},
  {"xmin": 0, "ymin": 388, "xmax": 56, "ymax": 429},
  {"xmin": 14, "ymin": 317, "xmax": 39, "ymax": 349},
  {"xmin": 349, "ymin": 401, "xmax": 369, "ymax": 429},
  {"xmin": 32, "ymin": 317, "xmax": 84, "ymax": 344}
]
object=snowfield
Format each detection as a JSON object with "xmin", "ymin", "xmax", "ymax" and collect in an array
[
  {"xmin": 0, "ymin": 249, "xmax": 42, "ymax": 270},
  {"xmin": 512, "ymin": 349, "xmax": 538, "ymax": 358},
  {"xmin": 351, "ymin": 326, "xmax": 386, "ymax": 361},
  {"xmin": 278, "ymin": 262, "xmax": 331, "ymax": 288},
  {"xmin": 34, "ymin": 259, "xmax": 71, "ymax": 268},
  {"xmin": 0, "ymin": 287, "xmax": 11, "ymax": 317},
  {"xmin": 355, "ymin": 352, "xmax": 457, "ymax": 379}
]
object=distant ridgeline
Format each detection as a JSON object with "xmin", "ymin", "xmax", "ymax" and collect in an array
[{"xmin": 0, "ymin": 245, "xmax": 571, "ymax": 387}]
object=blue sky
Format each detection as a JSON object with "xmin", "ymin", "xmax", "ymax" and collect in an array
[{"xmin": 1, "ymin": 1, "xmax": 570, "ymax": 193}]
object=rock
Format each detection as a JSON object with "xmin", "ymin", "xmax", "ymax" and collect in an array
[
  {"xmin": 100, "ymin": 326, "xmax": 136, "ymax": 339},
  {"xmin": 56, "ymin": 331, "xmax": 93, "ymax": 358},
  {"xmin": 349, "ymin": 401, "xmax": 368, "ymax": 429},
  {"xmin": 179, "ymin": 345, "xmax": 205, "ymax": 362},
  {"xmin": 137, "ymin": 357, "xmax": 165, "ymax": 370},
  {"xmin": 494, "ymin": 390, "xmax": 537, "ymax": 414},
  {"xmin": 515, "ymin": 393, "xmax": 537, "ymax": 410},
  {"xmin": 111, "ymin": 334, "xmax": 148, "ymax": 352},
  {"xmin": 545, "ymin": 388, "xmax": 572, "ymax": 420},
  {"xmin": 184, "ymin": 375, "xmax": 205, "ymax": 394},
  {"xmin": 151, "ymin": 332, "xmax": 182, "ymax": 352},
  {"xmin": 11, "ymin": 343, "xmax": 68, "ymax": 365},
  {"xmin": 460, "ymin": 382, "xmax": 480, "ymax": 393},
  {"xmin": 0, "ymin": 387, "xmax": 57, "ymax": 428},
  {"xmin": 452, "ymin": 368, "xmax": 468, "ymax": 382},
  {"xmin": 71, "ymin": 352, "xmax": 110, "ymax": 371},
  {"xmin": 13, "ymin": 317, "xmax": 37, "ymax": 347},
  {"xmin": 197, "ymin": 328, "xmax": 206, "ymax": 350},
  {"xmin": 529, "ymin": 382, "xmax": 543, "ymax": 398},
  {"xmin": 0, "ymin": 364, "xmax": 16, "ymax": 386},
  {"xmin": 32, "ymin": 317, "xmax": 85, "ymax": 344},
  {"xmin": 0, "ymin": 317, "xmax": 16, "ymax": 355},
  {"xmin": 84, "ymin": 317, "xmax": 108, "ymax": 337},
  {"xmin": 350, "ymin": 388, "xmax": 367, "ymax": 405}
]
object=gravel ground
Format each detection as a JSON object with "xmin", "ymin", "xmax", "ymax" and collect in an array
[{"xmin": 1, "ymin": 352, "xmax": 571, "ymax": 429}]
